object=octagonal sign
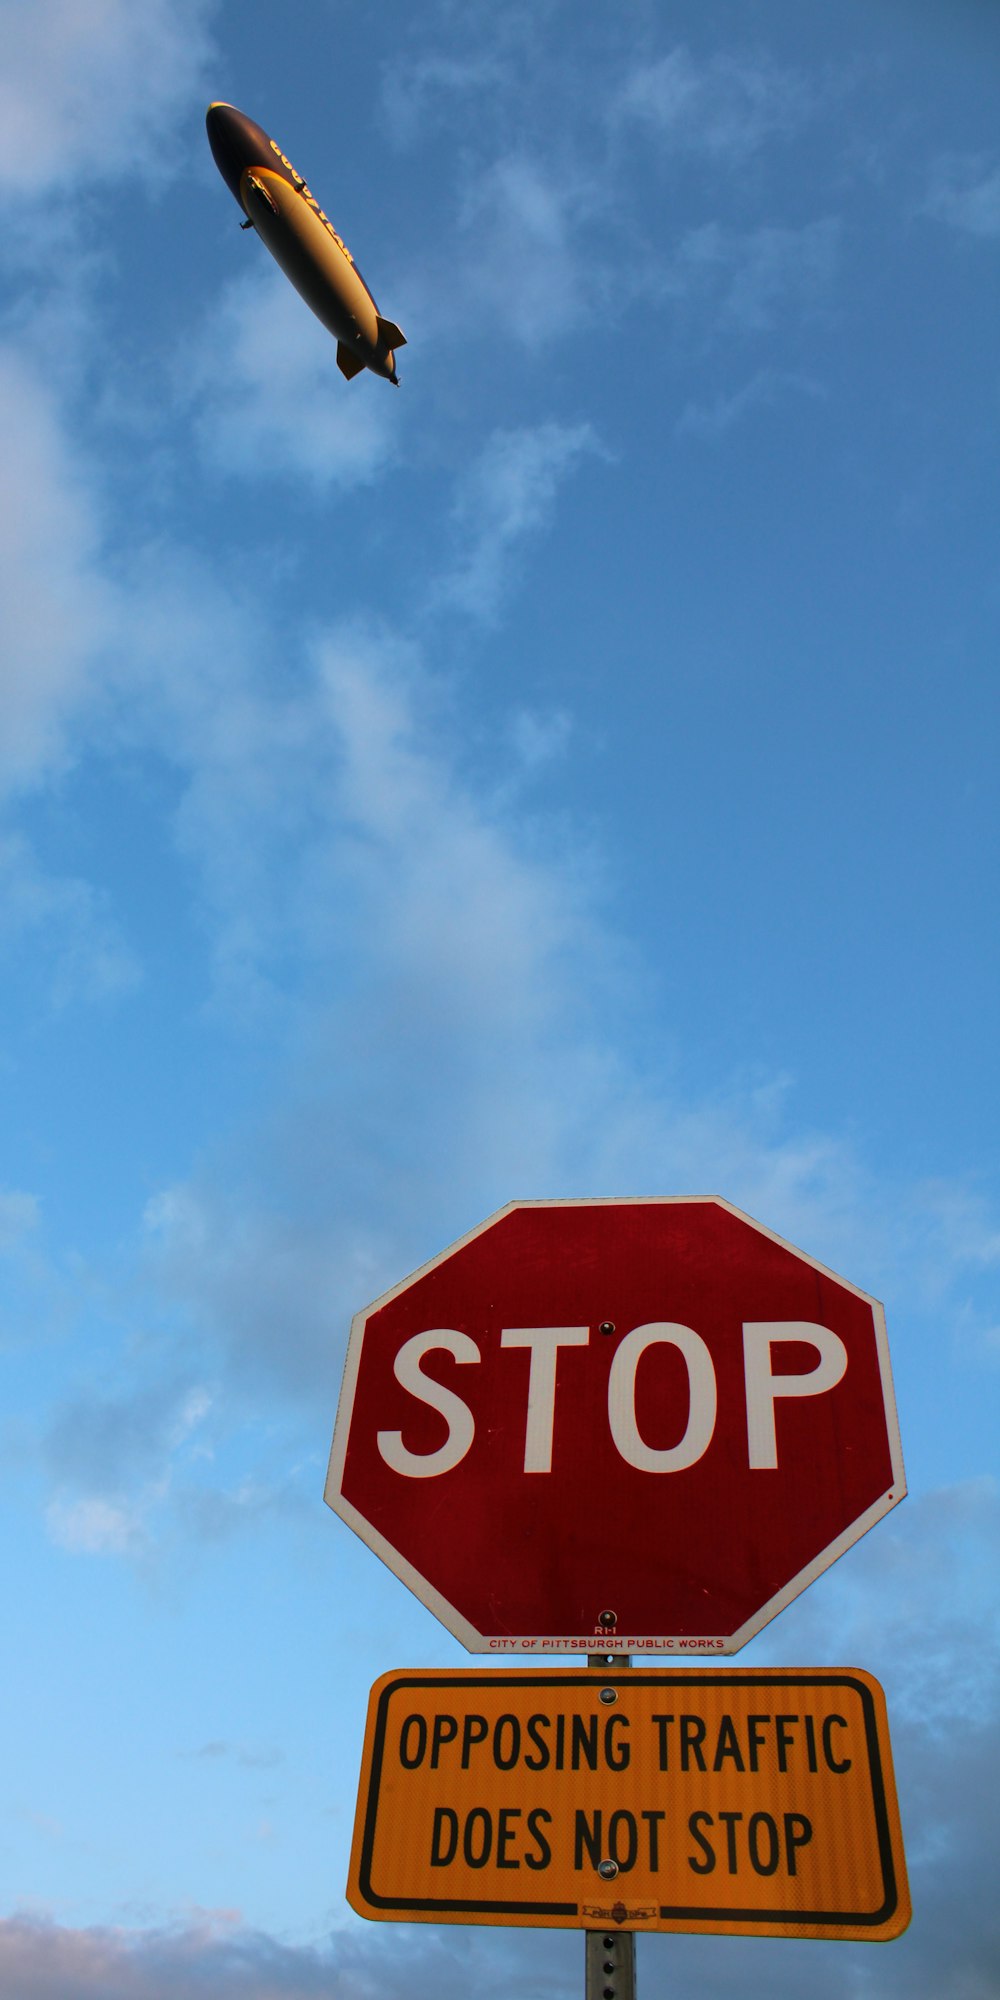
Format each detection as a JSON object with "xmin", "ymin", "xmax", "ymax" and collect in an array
[{"xmin": 325, "ymin": 1199, "xmax": 905, "ymax": 1654}]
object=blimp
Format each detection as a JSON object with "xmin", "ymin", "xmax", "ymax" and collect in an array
[{"xmin": 206, "ymin": 101, "xmax": 406, "ymax": 384}]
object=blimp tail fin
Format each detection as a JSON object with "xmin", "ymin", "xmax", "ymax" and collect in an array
[
  {"xmin": 376, "ymin": 317, "xmax": 407, "ymax": 350},
  {"xmin": 337, "ymin": 342, "xmax": 366, "ymax": 381}
]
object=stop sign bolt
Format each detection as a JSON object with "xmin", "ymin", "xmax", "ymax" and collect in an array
[
  {"xmin": 599, "ymin": 1321, "xmax": 615, "ymax": 1335},
  {"xmin": 598, "ymin": 1609, "xmax": 618, "ymax": 1628}
]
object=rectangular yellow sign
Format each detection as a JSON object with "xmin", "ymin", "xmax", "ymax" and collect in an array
[{"xmin": 348, "ymin": 1668, "xmax": 909, "ymax": 1939}]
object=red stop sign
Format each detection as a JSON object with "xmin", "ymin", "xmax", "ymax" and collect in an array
[{"xmin": 325, "ymin": 1199, "xmax": 905, "ymax": 1654}]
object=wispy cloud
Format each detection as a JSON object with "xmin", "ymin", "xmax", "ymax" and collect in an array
[
  {"xmin": 378, "ymin": 37, "xmax": 829, "ymax": 364},
  {"xmin": 910, "ymin": 1181, "xmax": 1000, "ymax": 1275},
  {"xmin": 0, "ymin": 1190, "xmax": 78, "ymax": 1360},
  {"xmin": 668, "ymin": 218, "xmax": 840, "ymax": 334},
  {"xmin": 452, "ymin": 154, "xmax": 604, "ymax": 347},
  {"xmin": 924, "ymin": 153, "xmax": 1000, "ymax": 238},
  {"xmin": 45, "ymin": 1379, "xmax": 213, "ymax": 1495},
  {"xmin": 676, "ymin": 368, "xmax": 827, "ymax": 439},
  {"xmin": 380, "ymin": 51, "xmax": 512, "ymax": 150},
  {"xmin": 436, "ymin": 420, "xmax": 601, "ymax": 619},
  {"xmin": 756, "ymin": 1478, "xmax": 1000, "ymax": 1720},
  {"xmin": 0, "ymin": 1189, "xmax": 40, "ymax": 1254},
  {"xmin": 46, "ymin": 1494, "xmax": 147, "ymax": 1558},
  {"xmin": 0, "ymin": 350, "xmax": 114, "ymax": 792},
  {"xmin": 0, "ymin": 0, "xmax": 214, "ymax": 198},
  {"xmin": 613, "ymin": 46, "xmax": 810, "ymax": 161},
  {"xmin": 127, "ymin": 614, "xmax": 612, "ymax": 1393},
  {"xmin": 0, "ymin": 1912, "xmax": 564, "ymax": 2000},
  {"xmin": 189, "ymin": 270, "xmax": 401, "ymax": 492},
  {"xmin": 0, "ymin": 833, "xmax": 141, "ymax": 1007},
  {"xmin": 81, "ymin": 602, "xmax": 996, "ymax": 1430},
  {"xmin": 182, "ymin": 1741, "xmax": 284, "ymax": 1769},
  {"xmin": 41, "ymin": 1388, "xmax": 308, "ymax": 1560},
  {"xmin": 44, "ymin": 1379, "xmax": 215, "ymax": 1559}
]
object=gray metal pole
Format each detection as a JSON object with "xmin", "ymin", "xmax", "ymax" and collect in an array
[
  {"xmin": 586, "ymin": 1924, "xmax": 636, "ymax": 2000},
  {"xmin": 585, "ymin": 1654, "xmax": 636, "ymax": 2000}
]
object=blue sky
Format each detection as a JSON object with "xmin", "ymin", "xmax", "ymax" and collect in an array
[{"xmin": 1, "ymin": 0, "xmax": 998, "ymax": 1992}]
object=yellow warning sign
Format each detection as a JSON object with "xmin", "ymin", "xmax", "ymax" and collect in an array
[{"xmin": 348, "ymin": 1668, "xmax": 909, "ymax": 1939}]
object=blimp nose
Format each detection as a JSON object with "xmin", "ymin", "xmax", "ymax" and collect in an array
[{"xmin": 206, "ymin": 102, "xmax": 266, "ymax": 203}]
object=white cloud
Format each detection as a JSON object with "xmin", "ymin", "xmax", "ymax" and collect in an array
[
  {"xmin": 669, "ymin": 218, "xmax": 840, "ymax": 333},
  {"xmin": 925, "ymin": 154, "xmax": 1000, "ymax": 239},
  {"xmin": 0, "ymin": 833, "xmax": 140, "ymax": 1006},
  {"xmin": 451, "ymin": 154, "xmax": 603, "ymax": 347},
  {"xmin": 0, "ymin": 1914, "xmax": 570, "ymax": 2000},
  {"xmin": 507, "ymin": 706, "xmax": 573, "ymax": 772},
  {"xmin": 377, "ymin": 43, "xmax": 824, "ymax": 363},
  {"xmin": 0, "ymin": 369, "xmax": 974, "ymax": 1427},
  {"xmin": 613, "ymin": 46, "xmax": 810, "ymax": 161},
  {"xmin": 127, "ymin": 617, "xmax": 610, "ymax": 1387},
  {"xmin": 190, "ymin": 268, "xmax": 401, "ymax": 491},
  {"xmin": 43, "ymin": 1375, "xmax": 216, "ymax": 1560},
  {"xmin": 314, "ymin": 626, "xmax": 594, "ymax": 1023},
  {"xmin": 676, "ymin": 368, "xmax": 827, "ymax": 439},
  {"xmin": 438, "ymin": 420, "xmax": 601, "ymax": 619},
  {"xmin": 910, "ymin": 1182, "xmax": 1000, "ymax": 1274},
  {"xmin": 95, "ymin": 539, "xmax": 325, "ymax": 1019},
  {"xmin": 380, "ymin": 52, "xmax": 511, "ymax": 149},
  {"xmin": 0, "ymin": 1189, "xmax": 40, "ymax": 1254},
  {"xmin": 0, "ymin": 350, "xmax": 113, "ymax": 792},
  {"xmin": 0, "ymin": 1191, "xmax": 78, "ymax": 1359},
  {"xmin": 46, "ymin": 1494, "xmax": 143, "ymax": 1557},
  {"xmin": 101, "ymin": 608, "xmax": 1000, "ymax": 1416},
  {"xmin": 0, "ymin": 0, "xmax": 214, "ymax": 196}
]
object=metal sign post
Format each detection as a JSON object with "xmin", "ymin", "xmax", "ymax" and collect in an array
[
  {"xmin": 586, "ymin": 1925, "xmax": 636, "ymax": 2000},
  {"xmin": 586, "ymin": 1654, "xmax": 635, "ymax": 2000}
]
